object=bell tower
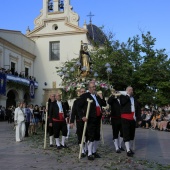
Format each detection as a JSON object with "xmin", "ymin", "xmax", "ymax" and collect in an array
[
  {"xmin": 43, "ymin": 0, "xmax": 64, "ymax": 14},
  {"xmin": 33, "ymin": 0, "xmax": 79, "ymax": 28}
]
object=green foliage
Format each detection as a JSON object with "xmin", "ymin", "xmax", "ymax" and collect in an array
[{"xmin": 56, "ymin": 31, "xmax": 170, "ymax": 106}]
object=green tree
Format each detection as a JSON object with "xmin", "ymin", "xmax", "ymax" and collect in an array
[{"xmin": 56, "ymin": 31, "xmax": 170, "ymax": 106}]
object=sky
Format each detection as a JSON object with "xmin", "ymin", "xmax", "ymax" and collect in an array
[{"xmin": 0, "ymin": 0, "xmax": 170, "ymax": 55}]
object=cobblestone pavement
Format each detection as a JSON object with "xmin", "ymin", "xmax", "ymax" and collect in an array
[{"xmin": 0, "ymin": 121, "xmax": 170, "ymax": 170}]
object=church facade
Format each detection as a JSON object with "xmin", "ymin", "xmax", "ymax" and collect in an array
[{"xmin": 0, "ymin": 0, "xmax": 92, "ymax": 107}]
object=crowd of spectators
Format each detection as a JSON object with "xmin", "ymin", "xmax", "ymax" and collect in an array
[
  {"xmin": 4, "ymin": 104, "xmax": 46, "ymax": 137},
  {"xmin": 101, "ymin": 105, "xmax": 170, "ymax": 132},
  {"xmin": 140, "ymin": 106, "xmax": 170, "ymax": 132},
  {"xmin": 0, "ymin": 106, "xmax": 6, "ymax": 121},
  {"xmin": 0, "ymin": 67, "xmax": 36, "ymax": 81}
]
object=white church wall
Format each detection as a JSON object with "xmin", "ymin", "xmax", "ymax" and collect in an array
[{"xmin": 33, "ymin": 33, "xmax": 88, "ymax": 105}]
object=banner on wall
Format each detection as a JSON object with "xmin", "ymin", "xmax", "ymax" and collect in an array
[
  {"xmin": 0, "ymin": 72, "xmax": 7, "ymax": 96},
  {"xmin": 29, "ymin": 80, "xmax": 35, "ymax": 99}
]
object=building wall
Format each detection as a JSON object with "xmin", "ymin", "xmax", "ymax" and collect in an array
[
  {"xmin": 0, "ymin": 31, "xmax": 36, "ymax": 107},
  {"xmin": 33, "ymin": 33, "xmax": 88, "ymax": 105},
  {"xmin": 27, "ymin": 0, "xmax": 89, "ymax": 105},
  {"xmin": 0, "ymin": 0, "xmax": 92, "ymax": 107}
]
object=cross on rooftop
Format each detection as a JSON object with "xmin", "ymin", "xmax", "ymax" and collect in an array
[{"xmin": 87, "ymin": 12, "xmax": 95, "ymax": 24}]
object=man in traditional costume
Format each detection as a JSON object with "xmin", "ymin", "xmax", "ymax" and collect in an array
[
  {"xmin": 119, "ymin": 86, "xmax": 141, "ymax": 157},
  {"xmin": 48, "ymin": 94, "xmax": 55, "ymax": 147},
  {"xmin": 70, "ymin": 87, "xmax": 87, "ymax": 157},
  {"xmin": 77, "ymin": 81, "xmax": 106, "ymax": 160},
  {"xmin": 49, "ymin": 93, "xmax": 68, "ymax": 149},
  {"xmin": 108, "ymin": 90, "xmax": 125, "ymax": 153}
]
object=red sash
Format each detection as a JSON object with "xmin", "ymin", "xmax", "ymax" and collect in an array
[
  {"xmin": 96, "ymin": 106, "xmax": 101, "ymax": 116},
  {"xmin": 59, "ymin": 112, "xmax": 64, "ymax": 121},
  {"xmin": 52, "ymin": 112, "xmax": 64, "ymax": 122},
  {"xmin": 121, "ymin": 112, "xmax": 134, "ymax": 120}
]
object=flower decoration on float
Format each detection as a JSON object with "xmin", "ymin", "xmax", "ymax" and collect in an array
[{"xmin": 56, "ymin": 42, "xmax": 114, "ymax": 99}]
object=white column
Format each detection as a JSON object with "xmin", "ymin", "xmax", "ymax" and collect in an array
[
  {"xmin": 53, "ymin": 0, "xmax": 59, "ymax": 12},
  {"xmin": 43, "ymin": 0, "xmax": 48, "ymax": 17}
]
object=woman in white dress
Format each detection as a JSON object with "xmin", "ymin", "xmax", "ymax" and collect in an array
[{"xmin": 14, "ymin": 102, "xmax": 25, "ymax": 142}]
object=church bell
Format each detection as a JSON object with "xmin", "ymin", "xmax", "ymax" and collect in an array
[
  {"xmin": 59, "ymin": 0, "xmax": 64, "ymax": 9},
  {"xmin": 48, "ymin": 2, "xmax": 53, "ymax": 11}
]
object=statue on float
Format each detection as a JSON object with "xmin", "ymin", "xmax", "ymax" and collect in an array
[{"xmin": 79, "ymin": 41, "xmax": 92, "ymax": 77}]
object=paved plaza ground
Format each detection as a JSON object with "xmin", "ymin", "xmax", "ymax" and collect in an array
[{"xmin": 0, "ymin": 121, "xmax": 170, "ymax": 170}]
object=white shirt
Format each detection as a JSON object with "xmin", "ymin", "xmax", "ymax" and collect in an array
[
  {"xmin": 57, "ymin": 101, "xmax": 63, "ymax": 113},
  {"xmin": 127, "ymin": 94, "xmax": 136, "ymax": 120},
  {"xmin": 130, "ymin": 96, "xmax": 135, "ymax": 112},
  {"xmin": 91, "ymin": 94, "xmax": 100, "ymax": 106}
]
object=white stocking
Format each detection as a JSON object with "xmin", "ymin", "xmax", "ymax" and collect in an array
[
  {"xmin": 114, "ymin": 139, "xmax": 119, "ymax": 150},
  {"xmin": 55, "ymin": 138, "xmax": 60, "ymax": 146},
  {"xmin": 125, "ymin": 141, "xmax": 130, "ymax": 152},
  {"xmin": 87, "ymin": 141, "xmax": 93, "ymax": 156},
  {"xmin": 50, "ymin": 136, "xmax": 53, "ymax": 145}
]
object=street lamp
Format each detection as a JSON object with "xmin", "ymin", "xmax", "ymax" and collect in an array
[
  {"xmin": 75, "ymin": 61, "xmax": 81, "ymax": 67},
  {"xmin": 105, "ymin": 63, "xmax": 110, "ymax": 68},
  {"xmin": 70, "ymin": 67, "xmax": 75, "ymax": 72},
  {"xmin": 81, "ymin": 66, "xmax": 87, "ymax": 71},
  {"xmin": 94, "ymin": 72, "xmax": 98, "ymax": 77},
  {"xmin": 105, "ymin": 63, "xmax": 112, "ymax": 84},
  {"xmin": 64, "ymin": 73, "xmax": 69, "ymax": 78}
]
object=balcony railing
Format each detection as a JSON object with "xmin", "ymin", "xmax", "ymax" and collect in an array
[{"xmin": 6, "ymin": 74, "xmax": 38, "ymax": 88}]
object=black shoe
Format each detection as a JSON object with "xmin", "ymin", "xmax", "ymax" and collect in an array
[
  {"xmin": 50, "ymin": 144, "xmax": 53, "ymax": 147},
  {"xmin": 81, "ymin": 153, "xmax": 86, "ymax": 158},
  {"xmin": 56, "ymin": 145, "xmax": 62, "ymax": 150},
  {"xmin": 92, "ymin": 152, "xmax": 101, "ymax": 158},
  {"xmin": 130, "ymin": 149, "xmax": 135, "ymax": 154},
  {"xmin": 127, "ymin": 151, "xmax": 133, "ymax": 157},
  {"xmin": 60, "ymin": 144, "xmax": 68, "ymax": 148},
  {"xmin": 88, "ymin": 155, "xmax": 94, "ymax": 160},
  {"xmin": 119, "ymin": 147, "xmax": 125, "ymax": 151},
  {"xmin": 116, "ymin": 149, "xmax": 121, "ymax": 153}
]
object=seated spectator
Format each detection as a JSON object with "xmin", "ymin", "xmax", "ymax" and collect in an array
[
  {"xmin": 140, "ymin": 110, "xmax": 151, "ymax": 128},
  {"xmin": 151, "ymin": 111, "xmax": 160, "ymax": 129},
  {"xmin": 159, "ymin": 111, "xmax": 170, "ymax": 131},
  {"xmin": 166, "ymin": 121, "xmax": 170, "ymax": 132},
  {"xmin": 141, "ymin": 108, "xmax": 146, "ymax": 120}
]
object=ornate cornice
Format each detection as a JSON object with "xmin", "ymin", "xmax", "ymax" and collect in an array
[
  {"xmin": 24, "ymin": 60, "xmax": 32, "ymax": 67},
  {"xmin": 27, "ymin": 17, "xmax": 87, "ymax": 38},
  {"xmin": 27, "ymin": 30, "xmax": 87, "ymax": 38},
  {"xmin": 9, "ymin": 54, "xmax": 19, "ymax": 62}
]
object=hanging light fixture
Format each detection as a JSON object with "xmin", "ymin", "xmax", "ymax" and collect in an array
[
  {"xmin": 75, "ymin": 61, "xmax": 81, "ymax": 67},
  {"xmin": 64, "ymin": 73, "xmax": 69, "ymax": 78},
  {"xmin": 94, "ymin": 72, "xmax": 98, "ymax": 77},
  {"xmin": 70, "ymin": 67, "xmax": 75, "ymax": 72},
  {"xmin": 58, "ymin": 72, "xmax": 64, "ymax": 76},
  {"xmin": 81, "ymin": 66, "xmax": 86, "ymax": 71},
  {"xmin": 106, "ymin": 67, "xmax": 112, "ymax": 73},
  {"xmin": 62, "ymin": 67, "xmax": 67, "ymax": 72},
  {"xmin": 105, "ymin": 63, "xmax": 110, "ymax": 68}
]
